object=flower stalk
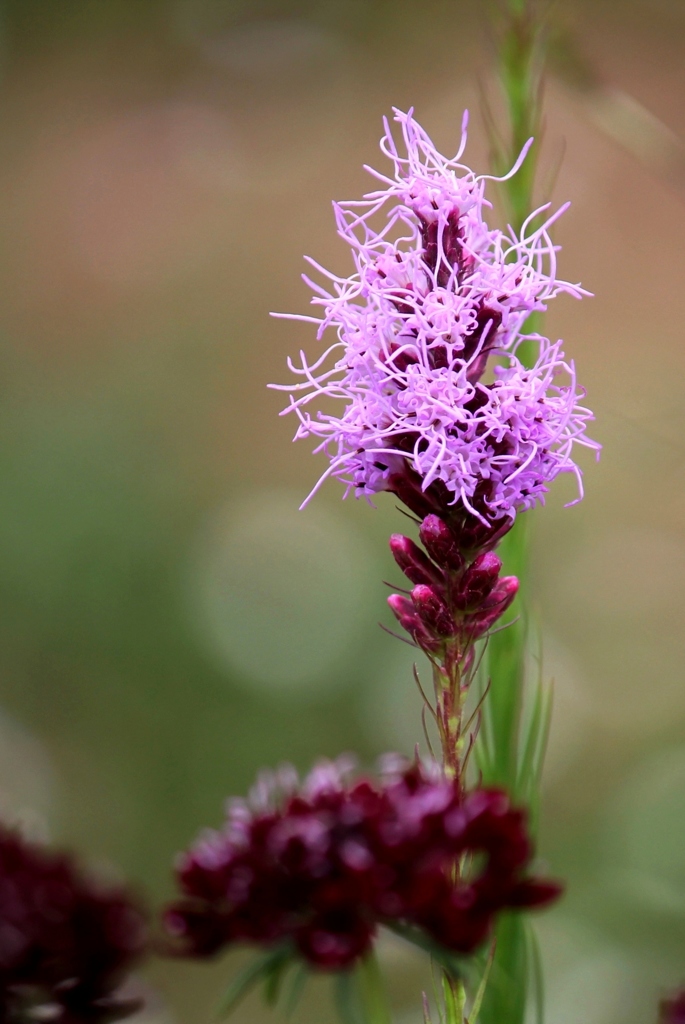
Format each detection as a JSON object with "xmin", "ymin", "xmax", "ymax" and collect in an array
[
  {"xmin": 269, "ymin": 97, "xmax": 596, "ymax": 1024},
  {"xmin": 160, "ymin": 87, "xmax": 596, "ymax": 1024}
]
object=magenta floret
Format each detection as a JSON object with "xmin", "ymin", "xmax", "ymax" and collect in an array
[{"xmin": 273, "ymin": 108, "xmax": 599, "ymax": 524}]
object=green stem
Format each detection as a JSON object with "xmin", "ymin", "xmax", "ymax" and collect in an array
[{"xmin": 494, "ymin": 0, "xmax": 545, "ymax": 234}]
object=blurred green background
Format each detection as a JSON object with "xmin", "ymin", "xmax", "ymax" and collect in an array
[{"xmin": 0, "ymin": 0, "xmax": 684, "ymax": 1021}]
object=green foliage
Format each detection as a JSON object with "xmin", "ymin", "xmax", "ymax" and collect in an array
[
  {"xmin": 476, "ymin": 4, "xmax": 553, "ymax": 1023},
  {"xmin": 334, "ymin": 953, "xmax": 392, "ymax": 1024},
  {"xmin": 334, "ymin": 971, "xmax": 367, "ymax": 1024},
  {"xmin": 214, "ymin": 946, "xmax": 395, "ymax": 1024},
  {"xmin": 386, "ymin": 923, "xmax": 472, "ymax": 986},
  {"xmin": 215, "ymin": 944, "xmax": 295, "ymax": 1019}
]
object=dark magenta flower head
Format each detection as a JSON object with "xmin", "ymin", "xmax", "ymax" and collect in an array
[
  {"xmin": 272, "ymin": 108, "xmax": 599, "ymax": 526},
  {"xmin": 164, "ymin": 756, "xmax": 562, "ymax": 971},
  {"xmin": 0, "ymin": 824, "xmax": 147, "ymax": 1024},
  {"xmin": 660, "ymin": 990, "xmax": 685, "ymax": 1024}
]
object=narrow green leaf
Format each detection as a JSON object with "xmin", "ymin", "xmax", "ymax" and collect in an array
[
  {"xmin": 526, "ymin": 922, "xmax": 545, "ymax": 1024},
  {"xmin": 384, "ymin": 922, "xmax": 471, "ymax": 984},
  {"xmin": 283, "ymin": 963, "xmax": 309, "ymax": 1018},
  {"xmin": 334, "ymin": 971, "xmax": 365, "ymax": 1024},
  {"xmin": 467, "ymin": 940, "xmax": 496, "ymax": 1024},
  {"xmin": 430, "ymin": 961, "xmax": 447, "ymax": 1024},
  {"xmin": 531, "ymin": 683, "xmax": 553, "ymax": 791},
  {"xmin": 441, "ymin": 972, "xmax": 463, "ymax": 1024},
  {"xmin": 358, "ymin": 951, "xmax": 392, "ymax": 1024},
  {"xmin": 263, "ymin": 952, "xmax": 293, "ymax": 1007},
  {"xmin": 214, "ymin": 946, "xmax": 292, "ymax": 1019},
  {"xmin": 517, "ymin": 677, "xmax": 545, "ymax": 796},
  {"xmin": 477, "ymin": 913, "xmax": 528, "ymax": 1024}
]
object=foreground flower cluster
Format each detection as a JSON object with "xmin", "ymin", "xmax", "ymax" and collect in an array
[
  {"xmin": 661, "ymin": 991, "xmax": 685, "ymax": 1024},
  {"xmin": 0, "ymin": 825, "xmax": 146, "ymax": 1024},
  {"xmin": 274, "ymin": 108, "xmax": 598, "ymax": 528},
  {"xmin": 165, "ymin": 757, "xmax": 561, "ymax": 970}
]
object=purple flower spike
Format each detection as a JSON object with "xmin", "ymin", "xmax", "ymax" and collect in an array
[{"xmin": 272, "ymin": 108, "xmax": 599, "ymax": 524}]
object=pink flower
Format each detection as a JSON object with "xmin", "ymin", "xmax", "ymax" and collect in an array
[{"xmin": 273, "ymin": 108, "xmax": 598, "ymax": 526}]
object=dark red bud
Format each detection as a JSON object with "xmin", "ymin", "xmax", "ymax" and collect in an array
[
  {"xmin": 411, "ymin": 584, "xmax": 456, "ymax": 637},
  {"xmin": 466, "ymin": 576, "xmax": 519, "ymax": 637},
  {"xmin": 453, "ymin": 551, "xmax": 502, "ymax": 611},
  {"xmin": 455, "ymin": 510, "xmax": 515, "ymax": 556},
  {"xmin": 387, "ymin": 473, "xmax": 438, "ymax": 520},
  {"xmin": 387, "ymin": 593, "xmax": 414, "ymax": 622},
  {"xmin": 387, "ymin": 594, "xmax": 436, "ymax": 648},
  {"xmin": 482, "ymin": 575, "xmax": 519, "ymax": 611},
  {"xmin": 419, "ymin": 515, "xmax": 465, "ymax": 572},
  {"xmin": 389, "ymin": 534, "xmax": 441, "ymax": 587}
]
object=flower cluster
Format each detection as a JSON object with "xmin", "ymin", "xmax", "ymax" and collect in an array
[
  {"xmin": 661, "ymin": 991, "xmax": 685, "ymax": 1024},
  {"xmin": 0, "ymin": 825, "xmax": 147, "ymax": 1024},
  {"xmin": 273, "ymin": 108, "xmax": 598, "ymax": 528},
  {"xmin": 165, "ymin": 757, "xmax": 561, "ymax": 971}
]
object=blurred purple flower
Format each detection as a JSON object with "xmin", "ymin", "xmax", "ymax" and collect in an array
[
  {"xmin": 165, "ymin": 757, "xmax": 561, "ymax": 971},
  {"xmin": 273, "ymin": 108, "xmax": 598, "ymax": 525},
  {"xmin": 0, "ymin": 825, "xmax": 147, "ymax": 1024}
]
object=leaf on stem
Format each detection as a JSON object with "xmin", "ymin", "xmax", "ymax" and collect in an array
[
  {"xmin": 334, "ymin": 970, "xmax": 365, "ymax": 1024},
  {"xmin": 283, "ymin": 963, "xmax": 309, "ymax": 1018},
  {"xmin": 214, "ymin": 945, "xmax": 294, "ymax": 1019},
  {"xmin": 525, "ymin": 921, "xmax": 545, "ymax": 1024},
  {"xmin": 384, "ymin": 922, "xmax": 472, "ymax": 985},
  {"xmin": 467, "ymin": 939, "xmax": 497, "ymax": 1024}
]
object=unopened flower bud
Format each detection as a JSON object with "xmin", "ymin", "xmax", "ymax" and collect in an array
[
  {"xmin": 457, "ymin": 513, "xmax": 514, "ymax": 556},
  {"xmin": 419, "ymin": 515, "xmax": 464, "ymax": 572},
  {"xmin": 411, "ymin": 584, "xmax": 456, "ymax": 637},
  {"xmin": 387, "ymin": 593, "xmax": 416, "ymax": 627},
  {"xmin": 466, "ymin": 576, "xmax": 519, "ymax": 637},
  {"xmin": 387, "ymin": 472, "xmax": 438, "ymax": 520},
  {"xmin": 387, "ymin": 594, "xmax": 435, "ymax": 648},
  {"xmin": 453, "ymin": 552, "xmax": 502, "ymax": 611},
  {"xmin": 389, "ymin": 534, "xmax": 441, "ymax": 587}
]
